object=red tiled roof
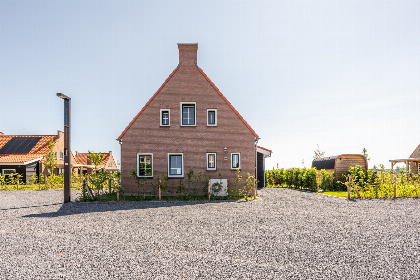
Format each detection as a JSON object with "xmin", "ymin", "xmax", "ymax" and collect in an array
[
  {"xmin": 257, "ymin": 146, "xmax": 272, "ymax": 153},
  {"xmin": 0, "ymin": 135, "xmax": 57, "ymax": 154},
  {"xmin": 0, "ymin": 135, "xmax": 58, "ymax": 164},
  {"xmin": 117, "ymin": 67, "xmax": 180, "ymax": 140},
  {"xmin": 196, "ymin": 67, "xmax": 259, "ymax": 138},
  {"xmin": 75, "ymin": 152, "xmax": 111, "ymax": 169},
  {"xmin": 0, "ymin": 154, "xmax": 44, "ymax": 163}
]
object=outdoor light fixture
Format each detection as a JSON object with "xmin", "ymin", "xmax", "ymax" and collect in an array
[
  {"xmin": 224, "ymin": 147, "xmax": 227, "ymax": 151},
  {"xmin": 57, "ymin": 93, "xmax": 71, "ymax": 203}
]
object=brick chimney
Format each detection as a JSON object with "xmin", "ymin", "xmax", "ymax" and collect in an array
[
  {"xmin": 178, "ymin": 43, "xmax": 198, "ymax": 65},
  {"xmin": 57, "ymin": 130, "xmax": 64, "ymax": 139},
  {"xmin": 109, "ymin": 151, "xmax": 112, "ymax": 156},
  {"xmin": 0, "ymin": 132, "xmax": 4, "ymax": 135}
]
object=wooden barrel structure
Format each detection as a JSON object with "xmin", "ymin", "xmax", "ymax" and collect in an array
[{"xmin": 312, "ymin": 154, "xmax": 368, "ymax": 180}]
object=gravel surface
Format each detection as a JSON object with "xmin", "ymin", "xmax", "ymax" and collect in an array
[{"xmin": 1, "ymin": 188, "xmax": 419, "ymax": 279}]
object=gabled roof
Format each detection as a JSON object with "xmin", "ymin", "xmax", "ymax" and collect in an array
[
  {"xmin": 409, "ymin": 144, "xmax": 420, "ymax": 158},
  {"xmin": 117, "ymin": 65, "xmax": 259, "ymax": 140},
  {"xmin": 117, "ymin": 67, "xmax": 179, "ymax": 140},
  {"xmin": 75, "ymin": 152, "xmax": 112, "ymax": 169},
  {"xmin": 196, "ymin": 67, "xmax": 258, "ymax": 138},
  {"xmin": 0, "ymin": 134, "xmax": 58, "ymax": 164},
  {"xmin": 0, "ymin": 135, "xmax": 56, "ymax": 155}
]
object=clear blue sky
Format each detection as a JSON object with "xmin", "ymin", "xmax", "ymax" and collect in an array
[{"xmin": 0, "ymin": 0, "xmax": 419, "ymax": 170}]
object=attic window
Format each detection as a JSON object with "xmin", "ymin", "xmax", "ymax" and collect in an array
[
  {"xmin": 181, "ymin": 103, "xmax": 196, "ymax": 126},
  {"xmin": 207, "ymin": 109, "xmax": 217, "ymax": 126},
  {"xmin": 160, "ymin": 109, "xmax": 170, "ymax": 126}
]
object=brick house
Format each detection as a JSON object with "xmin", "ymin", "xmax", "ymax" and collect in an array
[
  {"xmin": 74, "ymin": 151, "xmax": 119, "ymax": 174},
  {"xmin": 0, "ymin": 131, "xmax": 77, "ymax": 182},
  {"xmin": 117, "ymin": 43, "xmax": 271, "ymax": 195}
]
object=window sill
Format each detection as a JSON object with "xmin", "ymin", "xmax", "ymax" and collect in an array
[
  {"xmin": 168, "ymin": 176, "xmax": 184, "ymax": 179},
  {"xmin": 180, "ymin": 125, "xmax": 197, "ymax": 127}
]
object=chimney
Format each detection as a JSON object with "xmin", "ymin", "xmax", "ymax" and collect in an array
[
  {"xmin": 0, "ymin": 132, "xmax": 4, "ymax": 135},
  {"xmin": 109, "ymin": 151, "xmax": 112, "ymax": 156},
  {"xmin": 178, "ymin": 43, "xmax": 198, "ymax": 65},
  {"xmin": 75, "ymin": 151, "xmax": 78, "ymax": 156},
  {"xmin": 57, "ymin": 130, "xmax": 64, "ymax": 139}
]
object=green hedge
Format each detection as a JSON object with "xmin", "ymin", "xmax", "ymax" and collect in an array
[{"xmin": 266, "ymin": 168, "xmax": 344, "ymax": 192}]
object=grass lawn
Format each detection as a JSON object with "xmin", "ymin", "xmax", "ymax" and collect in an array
[{"xmin": 319, "ymin": 191, "xmax": 348, "ymax": 198}]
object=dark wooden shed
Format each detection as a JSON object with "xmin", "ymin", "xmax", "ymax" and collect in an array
[{"xmin": 312, "ymin": 154, "xmax": 368, "ymax": 180}]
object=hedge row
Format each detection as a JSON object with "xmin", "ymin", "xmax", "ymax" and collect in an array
[{"xmin": 265, "ymin": 168, "xmax": 344, "ymax": 192}]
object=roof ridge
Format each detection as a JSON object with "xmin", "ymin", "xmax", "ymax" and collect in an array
[{"xmin": 195, "ymin": 66, "xmax": 259, "ymax": 138}]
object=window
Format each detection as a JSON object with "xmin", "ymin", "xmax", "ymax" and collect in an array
[
  {"xmin": 231, "ymin": 153, "xmax": 241, "ymax": 169},
  {"xmin": 168, "ymin": 153, "xmax": 183, "ymax": 177},
  {"xmin": 60, "ymin": 151, "xmax": 64, "ymax": 160},
  {"xmin": 2, "ymin": 169, "xmax": 16, "ymax": 176},
  {"xmin": 108, "ymin": 161, "xmax": 112, "ymax": 167},
  {"xmin": 206, "ymin": 153, "xmax": 216, "ymax": 171},
  {"xmin": 207, "ymin": 109, "xmax": 217, "ymax": 126},
  {"xmin": 181, "ymin": 103, "xmax": 196, "ymax": 126},
  {"xmin": 54, "ymin": 152, "xmax": 57, "ymax": 159},
  {"xmin": 59, "ymin": 168, "xmax": 64, "ymax": 174},
  {"xmin": 160, "ymin": 109, "xmax": 170, "ymax": 126},
  {"xmin": 137, "ymin": 154, "xmax": 153, "ymax": 177}
]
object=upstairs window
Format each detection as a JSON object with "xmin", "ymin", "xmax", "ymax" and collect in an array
[
  {"xmin": 181, "ymin": 103, "xmax": 196, "ymax": 126},
  {"xmin": 207, "ymin": 109, "xmax": 217, "ymax": 126},
  {"xmin": 206, "ymin": 153, "xmax": 216, "ymax": 171},
  {"xmin": 231, "ymin": 153, "xmax": 241, "ymax": 169},
  {"xmin": 160, "ymin": 109, "xmax": 170, "ymax": 126},
  {"xmin": 60, "ymin": 151, "xmax": 64, "ymax": 160},
  {"xmin": 168, "ymin": 153, "xmax": 183, "ymax": 177},
  {"xmin": 54, "ymin": 152, "xmax": 57, "ymax": 160},
  {"xmin": 137, "ymin": 154, "xmax": 153, "ymax": 177}
]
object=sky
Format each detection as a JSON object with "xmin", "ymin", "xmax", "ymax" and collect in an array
[{"xmin": 0, "ymin": 0, "xmax": 419, "ymax": 170}]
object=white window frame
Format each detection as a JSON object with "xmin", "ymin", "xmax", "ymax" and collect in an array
[
  {"xmin": 206, "ymin": 153, "xmax": 217, "ymax": 171},
  {"xmin": 168, "ymin": 153, "xmax": 184, "ymax": 177},
  {"xmin": 59, "ymin": 168, "xmax": 64, "ymax": 174},
  {"xmin": 160, "ymin": 109, "xmax": 170, "ymax": 126},
  {"xmin": 231, "ymin": 153, "xmax": 241, "ymax": 170},
  {"xmin": 207, "ymin": 109, "xmax": 217, "ymax": 126},
  {"xmin": 60, "ymin": 151, "xmax": 64, "ymax": 160},
  {"xmin": 54, "ymin": 152, "xmax": 57, "ymax": 159},
  {"xmin": 108, "ymin": 161, "xmax": 112, "ymax": 167},
  {"xmin": 137, "ymin": 153, "xmax": 153, "ymax": 178},
  {"xmin": 2, "ymin": 169, "xmax": 16, "ymax": 175},
  {"xmin": 180, "ymin": 102, "xmax": 196, "ymax": 126}
]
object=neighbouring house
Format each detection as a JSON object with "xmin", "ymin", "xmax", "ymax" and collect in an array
[
  {"xmin": 312, "ymin": 154, "xmax": 368, "ymax": 180},
  {"xmin": 117, "ymin": 43, "xmax": 271, "ymax": 194},
  {"xmin": 74, "ymin": 151, "xmax": 119, "ymax": 174},
  {"xmin": 0, "ymin": 131, "xmax": 78, "ymax": 182},
  {"xmin": 389, "ymin": 145, "xmax": 420, "ymax": 174}
]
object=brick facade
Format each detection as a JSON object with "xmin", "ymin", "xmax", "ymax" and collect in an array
[{"xmin": 119, "ymin": 44, "xmax": 258, "ymax": 194}]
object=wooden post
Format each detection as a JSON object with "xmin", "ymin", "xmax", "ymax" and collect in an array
[
  {"xmin": 393, "ymin": 177, "xmax": 397, "ymax": 199},
  {"xmin": 117, "ymin": 191, "xmax": 120, "ymax": 201},
  {"xmin": 159, "ymin": 179, "xmax": 162, "ymax": 201},
  {"xmin": 353, "ymin": 182, "xmax": 361, "ymax": 198},
  {"xmin": 347, "ymin": 176, "xmax": 351, "ymax": 199},
  {"xmin": 208, "ymin": 180, "xmax": 211, "ymax": 200},
  {"xmin": 253, "ymin": 178, "xmax": 256, "ymax": 200}
]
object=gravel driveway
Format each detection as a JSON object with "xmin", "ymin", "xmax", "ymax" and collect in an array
[{"xmin": 1, "ymin": 188, "xmax": 419, "ymax": 279}]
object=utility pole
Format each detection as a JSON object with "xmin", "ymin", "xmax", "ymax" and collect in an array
[{"xmin": 57, "ymin": 93, "xmax": 71, "ymax": 203}]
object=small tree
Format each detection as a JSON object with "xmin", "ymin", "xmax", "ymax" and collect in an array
[
  {"xmin": 87, "ymin": 151, "xmax": 105, "ymax": 173},
  {"xmin": 313, "ymin": 144, "xmax": 325, "ymax": 160},
  {"xmin": 43, "ymin": 139, "xmax": 58, "ymax": 189},
  {"xmin": 362, "ymin": 148, "xmax": 370, "ymax": 162}
]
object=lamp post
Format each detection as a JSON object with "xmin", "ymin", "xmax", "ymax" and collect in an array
[{"xmin": 57, "ymin": 93, "xmax": 71, "ymax": 203}]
